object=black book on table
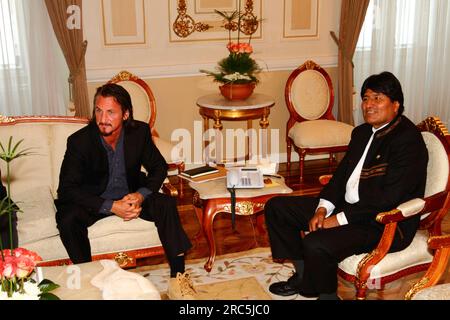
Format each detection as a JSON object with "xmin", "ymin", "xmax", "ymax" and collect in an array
[{"xmin": 180, "ymin": 165, "xmax": 219, "ymax": 178}]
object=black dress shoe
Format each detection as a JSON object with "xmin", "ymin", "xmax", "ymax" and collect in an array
[
  {"xmin": 317, "ymin": 292, "xmax": 342, "ymax": 300},
  {"xmin": 269, "ymin": 273, "xmax": 302, "ymax": 296}
]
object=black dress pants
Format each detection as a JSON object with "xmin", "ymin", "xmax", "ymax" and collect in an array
[
  {"xmin": 56, "ymin": 192, "xmax": 192, "ymax": 264},
  {"xmin": 264, "ymin": 196, "xmax": 410, "ymax": 296}
]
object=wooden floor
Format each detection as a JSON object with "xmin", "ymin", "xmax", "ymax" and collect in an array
[{"xmin": 142, "ymin": 159, "xmax": 450, "ymax": 300}]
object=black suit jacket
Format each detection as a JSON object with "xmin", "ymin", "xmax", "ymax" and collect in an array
[
  {"xmin": 320, "ymin": 115, "xmax": 428, "ymax": 240},
  {"xmin": 0, "ymin": 181, "xmax": 5, "ymax": 199},
  {"xmin": 56, "ymin": 120, "xmax": 168, "ymax": 213},
  {"xmin": 0, "ymin": 181, "xmax": 6, "ymax": 229}
]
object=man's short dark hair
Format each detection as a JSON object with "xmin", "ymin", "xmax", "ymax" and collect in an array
[
  {"xmin": 361, "ymin": 71, "xmax": 404, "ymax": 115},
  {"xmin": 92, "ymin": 83, "xmax": 134, "ymax": 126}
]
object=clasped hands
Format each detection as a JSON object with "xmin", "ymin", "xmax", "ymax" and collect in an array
[
  {"xmin": 308, "ymin": 207, "xmax": 339, "ymax": 232},
  {"xmin": 111, "ymin": 192, "xmax": 144, "ymax": 221}
]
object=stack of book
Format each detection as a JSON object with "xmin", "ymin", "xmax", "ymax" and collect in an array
[{"xmin": 178, "ymin": 165, "xmax": 226, "ymax": 183}]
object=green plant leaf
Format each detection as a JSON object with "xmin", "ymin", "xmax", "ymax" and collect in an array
[
  {"xmin": 0, "ymin": 197, "xmax": 19, "ymax": 216},
  {"xmin": 38, "ymin": 279, "xmax": 60, "ymax": 293},
  {"xmin": 39, "ymin": 292, "xmax": 61, "ymax": 300},
  {"xmin": 10, "ymin": 138, "xmax": 24, "ymax": 155},
  {"xmin": 7, "ymin": 136, "xmax": 12, "ymax": 155},
  {"xmin": 0, "ymin": 141, "xmax": 6, "ymax": 154},
  {"xmin": 215, "ymin": 9, "xmax": 238, "ymax": 22}
]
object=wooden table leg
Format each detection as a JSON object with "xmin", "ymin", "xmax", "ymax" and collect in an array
[
  {"xmin": 256, "ymin": 211, "xmax": 266, "ymax": 237},
  {"xmin": 259, "ymin": 107, "xmax": 270, "ymax": 159},
  {"xmin": 202, "ymin": 201, "xmax": 220, "ymax": 272}
]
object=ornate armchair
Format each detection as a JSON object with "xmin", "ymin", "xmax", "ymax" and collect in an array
[
  {"xmin": 405, "ymin": 234, "xmax": 450, "ymax": 300},
  {"xmin": 285, "ymin": 60, "xmax": 354, "ymax": 183},
  {"xmin": 336, "ymin": 117, "xmax": 450, "ymax": 299},
  {"xmin": 108, "ymin": 71, "xmax": 185, "ymax": 197}
]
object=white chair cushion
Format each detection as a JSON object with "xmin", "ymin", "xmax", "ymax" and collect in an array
[
  {"xmin": 288, "ymin": 120, "xmax": 353, "ymax": 149},
  {"xmin": 412, "ymin": 284, "xmax": 450, "ymax": 300},
  {"xmin": 88, "ymin": 216, "xmax": 157, "ymax": 239},
  {"xmin": 153, "ymin": 136, "xmax": 184, "ymax": 164},
  {"xmin": 338, "ymin": 230, "xmax": 433, "ymax": 278},
  {"xmin": 291, "ymin": 69, "xmax": 330, "ymax": 120},
  {"xmin": 422, "ymin": 132, "xmax": 449, "ymax": 197},
  {"xmin": 119, "ymin": 81, "xmax": 151, "ymax": 123},
  {"xmin": 1, "ymin": 124, "xmax": 53, "ymax": 198},
  {"xmin": 26, "ymin": 223, "xmax": 162, "ymax": 262},
  {"xmin": 15, "ymin": 186, "xmax": 58, "ymax": 245}
]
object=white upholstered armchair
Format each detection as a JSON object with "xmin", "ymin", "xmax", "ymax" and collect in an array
[
  {"xmin": 285, "ymin": 60, "xmax": 354, "ymax": 183},
  {"xmin": 406, "ymin": 234, "xmax": 450, "ymax": 300},
  {"xmin": 336, "ymin": 117, "xmax": 450, "ymax": 300}
]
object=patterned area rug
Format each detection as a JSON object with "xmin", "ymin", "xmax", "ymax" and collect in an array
[{"xmin": 134, "ymin": 248, "xmax": 314, "ymax": 300}]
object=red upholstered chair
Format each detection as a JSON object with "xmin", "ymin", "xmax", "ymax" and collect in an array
[
  {"xmin": 334, "ymin": 117, "xmax": 450, "ymax": 299},
  {"xmin": 108, "ymin": 71, "xmax": 184, "ymax": 197},
  {"xmin": 285, "ymin": 60, "xmax": 354, "ymax": 183}
]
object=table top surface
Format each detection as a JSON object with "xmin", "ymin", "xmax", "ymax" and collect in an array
[
  {"xmin": 189, "ymin": 176, "xmax": 293, "ymax": 200},
  {"xmin": 197, "ymin": 93, "xmax": 275, "ymax": 110}
]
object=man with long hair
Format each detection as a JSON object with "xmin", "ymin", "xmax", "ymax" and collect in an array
[{"xmin": 56, "ymin": 83, "xmax": 195, "ymax": 299}]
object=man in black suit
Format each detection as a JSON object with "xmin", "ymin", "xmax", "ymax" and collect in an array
[
  {"xmin": 0, "ymin": 179, "xmax": 18, "ymax": 249},
  {"xmin": 56, "ymin": 83, "xmax": 195, "ymax": 299},
  {"xmin": 265, "ymin": 72, "xmax": 428, "ymax": 300}
]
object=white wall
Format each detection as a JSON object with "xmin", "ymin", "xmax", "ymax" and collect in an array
[
  {"xmin": 83, "ymin": 0, "xmax": 341, "ymax": 82},
  {"xmin": 83, "ymin": 0, "xmax": 341, "ymax": 164}
]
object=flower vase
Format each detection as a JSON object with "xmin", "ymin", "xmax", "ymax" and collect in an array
[{"xmin": 219, "ymin": 83, "xmax": 255, "ymax": 101}]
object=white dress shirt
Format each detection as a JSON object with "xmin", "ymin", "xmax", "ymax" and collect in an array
[{"xmin": 317, "ymin": 123, "xmax": 389, "ymax": 225}]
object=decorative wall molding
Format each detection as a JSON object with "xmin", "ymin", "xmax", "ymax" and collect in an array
[
  {"xmin": 101, "ymin": 0, "xmax": 147, "ymax": 46},
  {"xmin": 172, "ymin": 0, "xmax": 212, "ymax": 38},
  {"xmin": 169, "ymin": 0, "xmax": 262, "ymax": 42},
  {"xmin": 283, "ymin": 0, "xmax": 319, "ymax": 39},
  {"xmin": 86, "ymin": 55, "xmax": 338, "ymax": 82}
]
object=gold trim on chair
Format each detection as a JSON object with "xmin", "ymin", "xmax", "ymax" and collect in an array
[
  {"xmin": 0, "ymin": 115, "xmax": 14, "ymax": 123},
  {"xmin": 417, "ymin": 117, "xmax": 450, "ymax": 138},
  {"xmin": 110, "ymin": 70, "xmax": 140, "ymax": 83},
  {"xmin": 114, "ymin": 252, "xmax": 134, "ymax": 268}
]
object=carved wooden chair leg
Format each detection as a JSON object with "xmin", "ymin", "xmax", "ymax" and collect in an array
[
  {"xmin": 178, "ymin": 162, "xmax": 185, "ymax": 198},
  {"xmin": 328, "ymin": 153, "xmax": 334, "ymax": 172},
  {"xmin": 287, "ymin": 141, "xmax": 292, "ymax": 172},
  {"xmin": 299, "ymin": 152, "xmax": 306, "ymax": 183}
]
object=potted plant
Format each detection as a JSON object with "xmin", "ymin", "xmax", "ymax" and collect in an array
[
  {"xmin": 200, "ymin": 8, "xmax": 262, "ymax": 100},
  {"xmin": 0, "ymin": 136, "xmax": 60, "ymax": 300}
]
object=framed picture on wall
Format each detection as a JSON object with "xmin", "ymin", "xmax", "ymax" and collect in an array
[
  {"xmin": 101, "ymin": 0, "xmax": 147, "ymax": 46},
  {"xmin": 283, "ymin": 0, "xmax": 319, "ymax": 39}
]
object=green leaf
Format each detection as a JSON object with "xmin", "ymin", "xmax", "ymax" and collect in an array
[
  {"xmin": 0, "ymin": 197, "xmax": 18, "ymax": 216},
  {"xmin": 7, "ymin": 136, "xmax": 12, "ymax": 155},
  {"xmin": 215, "ymin": 9, "xmax": 238, "ymax": 22},
  {"xmin": 38, "ymin": 279, "xmax": 60, "ymax": 293},
  {"xmin": 10, "ymin": 138, "xmax": 24, "ymax": 155},
  {"xmin": 39, "ymin": 292, "xmax": 60, "ymax": 300}
]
